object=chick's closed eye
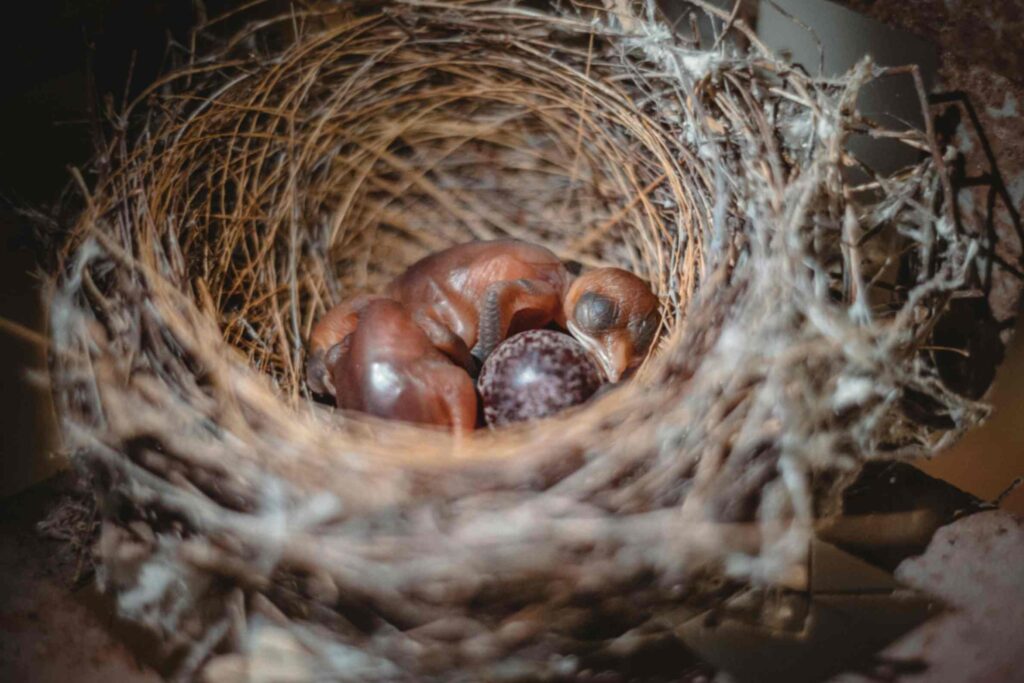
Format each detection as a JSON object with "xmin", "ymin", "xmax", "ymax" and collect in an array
[{"xmin": 573, "ymin": 291, "xmax": 619, "ymax": 331}]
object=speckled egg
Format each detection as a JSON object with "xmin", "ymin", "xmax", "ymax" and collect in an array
[{"xmin": 477, "ymin": 329, "xmax": 603, "ymax": 427}]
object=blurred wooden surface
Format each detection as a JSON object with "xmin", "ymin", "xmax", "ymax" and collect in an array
[{"xmin": 919, "ymin": 331, "xmax": 1024, "ymax": 513}]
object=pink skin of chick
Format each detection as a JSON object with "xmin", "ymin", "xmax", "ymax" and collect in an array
[
  {"xmin": 308, "ymin": 241, "xmax": 661, "ymax": 397},
  {"xmin": 330, "ymin": 299, "xmax": 478, "ymax": 432}
]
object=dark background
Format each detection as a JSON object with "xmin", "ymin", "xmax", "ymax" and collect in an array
[{"xmin": 0, "ymin": 0, "xmax": 225, "ymax": 496}]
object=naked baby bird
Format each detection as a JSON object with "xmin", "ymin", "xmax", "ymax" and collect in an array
[
  {"xmin": 563, "ymin": 266, "xmax": 661, "ymax": 382},
  {"xmin": 307, "ymin": 240, "xmax": 571, "ymax": 392},
  {"xmin": 330, "ymin": 299, "xmax": 478, "ymax": 432},
  {"xmin": 384, "ymin": 239, "xmax": 573, "ymax": 368},
  {"xmin": 308, "ymin": 239, "xmax": 662, "ymax": 399},
  {"xmin": 306, "ymin": 293, "xmax": 387, "ymax": 395}
]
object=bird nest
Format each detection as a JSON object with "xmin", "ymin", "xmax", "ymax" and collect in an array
[{"xmin": 50, "ymin": 0, "xmax": 989, "ymax": 679}]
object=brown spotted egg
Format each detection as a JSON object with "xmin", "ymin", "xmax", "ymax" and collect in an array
[{"xmin": 477, "ymin": 329, "xmax": 603, "ymax": 427}]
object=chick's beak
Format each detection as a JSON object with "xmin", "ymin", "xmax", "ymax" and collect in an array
[
  {"xmin": 568, "ymin": 322, "xmax": 630, "ymax": 383},
  {"xmin": 599, "ymin": 335, "xmax": 633, "ymax": 383}
]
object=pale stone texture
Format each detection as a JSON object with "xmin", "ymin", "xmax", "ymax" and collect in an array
[{"xmin": 833, "ymin": 511, "xmax": 1024, "ymax": 682}]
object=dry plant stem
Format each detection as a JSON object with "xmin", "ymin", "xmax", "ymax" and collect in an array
[{"xmin": 48, "ymin": 0, "xmax": 991, "ymax": 679}]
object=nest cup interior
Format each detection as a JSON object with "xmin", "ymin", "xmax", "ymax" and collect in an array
[
  {"xmin": 158, "ymin": 7, "xmax": 703, "ymax": 440},
  {"xmin": 209, "ymin": 12, "xmax": 696, "ymax": 395}
]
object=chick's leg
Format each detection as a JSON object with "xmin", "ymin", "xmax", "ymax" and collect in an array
[
  {"xmin": 306, "ymin": 339, "xmax": 349, "ymax": 397},
  {"xmin": 306, "ymin": 349, "xmax": 331, "ymax": 395},
  {"xmin": 473, "ymin": 278, "xmax": 560, "ymax": 361},
  {"xmin": 439, "ymin": 368, "xmax": 479, "ymax": 433}
]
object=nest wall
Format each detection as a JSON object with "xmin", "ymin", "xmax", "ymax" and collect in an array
[{"xmin": 50, "ymin": 1, "xmax": 989, "ymax": 679}]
